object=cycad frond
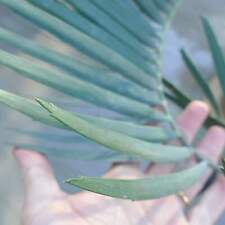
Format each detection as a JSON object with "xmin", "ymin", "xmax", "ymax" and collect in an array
[{"xmin": 0, "ymin": 0, "xmax": 209, "ymax": 200}]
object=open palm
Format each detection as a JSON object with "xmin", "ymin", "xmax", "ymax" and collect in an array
[{"xmin": 14, "ymin": 102, "xmax": 225, "ymax": 225}]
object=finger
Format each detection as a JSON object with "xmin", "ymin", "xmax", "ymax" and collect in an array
[
  {"xmin": 167, "ymin": 210, "xmax": 189, "ymax": 225},
  {"xmin": 146, "ymin": 196, "xmax": 185, "ymax": 225},
  {"xmin": 171, "ymin": 127, "xmax": 225, "ymax": 224},
  {"xmin": 189, "ymin": 176, "xmax": 225, "ymax": 225},
  {"xmin": 176, "ymin": 101, "xmax": 209, "ymax": 143},
  {"xmin": 189, "ymin": 127, "xmax": 225, "ymax": 225},
  {"xmin": 185, "ymin": 126, "xmax": 225, "ymax": 200},
  {"xmin": 197, "ymin": 126, "xmax": 225, "ymax": 162},
  {"xmin": 13, "ymin": 149, "xmax": 61, "ymax": 200}
]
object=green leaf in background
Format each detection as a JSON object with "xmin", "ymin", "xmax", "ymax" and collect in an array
[
  {"xmin": 64, "ymin": 0, "xmax": 155, "ymax": 61},
  {"xmin": 28, "ymin": 0, "xmax": 158, "ymax": 70},
  {"xmin": 6, "ymin": 142, "xmax": 127, "ymax": 161},
  {"xmin": 181, "ymin": 49, "xmax": 221, "ymax": 116},
  {"xmin": 135, "ymin": 0, "xmax": 165, "ymax": 24},
  {"xmin": 202, "ymin": 17, "xmax": 225, "ymax": 100},
  {"xmin": 66, "ymin": 162, "xmax": 207, "ymax": 200},
  {"xmin": 153, "ymin": 0, "xmax": 171, "ymax": 14},
  {"xmin": 163, "ymin": 80, "xmax": 225, "ymax": 129},
  {"xmin": 37, "ymin": 99, "xmax": 194, "ymax": 163},
  {"xmin": 0, "ymin": 27, "xmax": 160, "ymax": 104},
  {"xmin": 0, "ymin": 0, "xmax": 156, "ymax": 90},
  {"xmin": 0, "ymin": 49, "xmax": 169, "ymax": 121},
  {"xmin": 91, "ymin": 0, "xmax": 161, "ymax": 46},
  {"xmin": 0, "ymin": 90, "xmax": 175, "ymax": 142},
  {"xmin": 9, "ymin": 128, "xmax": 87, "ymax": 144},
  {"xmin": 0, "ymin": 89, "xmax": 64, "ymax": 128},
  {"xmin": 82, "ymin": 115, "xmax": 177, "ymax": 142}
]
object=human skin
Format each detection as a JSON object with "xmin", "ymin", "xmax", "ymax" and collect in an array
[{"xmin": 13, "ymin": 101, "xmax": 225, "ymax": 225}]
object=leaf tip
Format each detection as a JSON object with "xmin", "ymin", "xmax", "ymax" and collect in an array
[
  {"xmin": 180, "ymin": 48, "xmax": 186, "ymax": 56},
  {"xmin": 201, "ymin": 16, "xmax": 211, "ymax": 30},
  {"xmin": 35, "ymin": 98, "xmax": 55, "ymax": 113},
  {"xmin": 65, "ymin": 177, "xmax": 84, "ymax": 185},
  {"xmin": 201, "ymin": 16, "xmax": 207, "ymax": 23},
  {"xmin": 64, "ymin": 179, "xmax": 72, "ymax": 184}
]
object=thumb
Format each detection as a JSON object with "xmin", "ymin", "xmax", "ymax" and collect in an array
[{"xmin": 13, "ymin": 149, "xmax": 61, "ymax": 200}]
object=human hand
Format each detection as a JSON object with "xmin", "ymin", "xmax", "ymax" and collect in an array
[{"xmin": 13, "ymin": 101, "xmax": 225, "ymax": 225}]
